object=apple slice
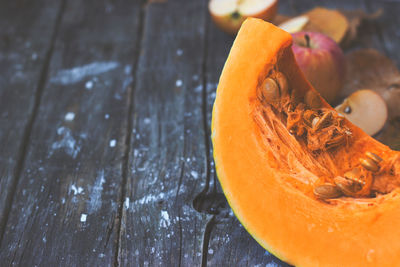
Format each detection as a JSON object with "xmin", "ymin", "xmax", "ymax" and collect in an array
[
  {"xmin": 335, "ymin": 89, "xmax": 388, "ymax": 136},
  {"xmin": 278, "ymin": 15, "xmax": 309, "ymax": 33},
  {"xmin": 209, "ymin": 0, "xmax": 278, "ymax": 35}
]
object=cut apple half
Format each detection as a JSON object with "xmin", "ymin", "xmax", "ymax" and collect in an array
[
  {"xmin": 238, "ymin": 0, "xmax": 277, "ymax": 15},
  {"xmin": 278, "ymin": 15, "xmax": 309, "ymax": 33},
  {"xmin": 335, "ymin": 89, "xmax": 388, "ymax": 136},
  {"xmin": 209, "ymin": 0, "xmax": 278, "ymax": 35}
]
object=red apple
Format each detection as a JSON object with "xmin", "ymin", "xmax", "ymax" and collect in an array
[
  {"xmin": 292, "ymin": 31, "xmax": 346, "ymax": 103},
  {"xmin": 209, "ymin": 0, "xmax": 278, "ymax": 35}
]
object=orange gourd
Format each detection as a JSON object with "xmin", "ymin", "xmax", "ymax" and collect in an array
[{"xmin": 212, "ymin": 18, "xmax": 400, "ymax": 266}]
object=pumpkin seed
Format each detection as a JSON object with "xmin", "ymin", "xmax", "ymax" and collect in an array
[
  {"xmin": 311, "ymin": 117, "xmax": 320, "ymax": 128},
  {"xmin": 313, "ymin": 184, "xmax": 342, "ymax": 199},
  {"xmin": 325, "ymin": 135, "xmax": 346, "ymax": 150},
  {"xmin": 334, "ymin": 176, "xmax": 360, "ymax": 196},
  {"xmin": 344, "ymin": 168, "xmax": 366, "ymax": 185},
  {"xmin": 360, "ymin": 158, "xmax": 379, "ymax": 172},
  {"xmin": 365, "ymin": 151, "xmax": 383, "ymax": 163},
  {"xmin": 258, "ymin": 78, "xmax": 280, "ymax": 102},
  {"xmin": 312, "ymin": 111, "xmax": 332, "ymax": 131},
  {"xmin": 305, "ymin": 90, "xmax": 322, "ymax": 109}
]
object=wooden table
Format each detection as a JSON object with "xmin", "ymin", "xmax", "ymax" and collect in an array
[{"xmin": 0, "ymin": 0, "xmax": 398, "ymax": 266}]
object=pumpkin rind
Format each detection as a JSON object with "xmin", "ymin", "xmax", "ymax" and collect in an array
[{"xmin": 212, "ymin": 18, "xmax": 400, "ymax": 266}]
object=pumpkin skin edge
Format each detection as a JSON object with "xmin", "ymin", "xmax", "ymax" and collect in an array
[{"xmin": 211, "ymin": 18, "xmax": 400, "ymax": 267}]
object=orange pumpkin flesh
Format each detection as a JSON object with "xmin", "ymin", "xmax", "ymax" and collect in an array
[{"xmin": 212, "ymin": 18, "xmax": 400, "ymax": 266}]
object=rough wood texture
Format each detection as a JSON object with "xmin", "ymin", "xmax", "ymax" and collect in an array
[
  {"xmin": 0, "ymin": 0, "xmax": 63, "ymax": 234},
  {"xmin": 118, "ymin": 1, "xmax": 212, "ymax": 266},
  {"xmin": 0, "ymin": 0, "xmax": 399, "ymax": 266},
  {"xmin": 0, "ymin": 0, "xmax": 141, "ymax": 265}
]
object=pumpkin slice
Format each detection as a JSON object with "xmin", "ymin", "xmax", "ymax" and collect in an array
[{"xmin": 212, "ymin": 18, "xmax": 400, "ymax": 266}]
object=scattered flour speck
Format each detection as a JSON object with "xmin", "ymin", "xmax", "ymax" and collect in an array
[
  {"xmin": 175, "ymin": 79, "xmax": 183, "ymax": 87},
  {"xmin": 124, "ymin": 65, "xmax": 132, "ymax": 75},
  {"xmin": 31, "ymin": 53, "xmax": 38, "ymax": 60},
  {"xmin": 176, "ymin": 49, "xmax": 183, "ymax": 56},
  {"xmin": 50, "ymin": 61, "xmax": 119, "ymax": 85},
  {"xmin": 194, "ymin": 84, "xmax": 203, "ymax": 93},
  {"xmin": 85, "ymin": 80, "xmax": 94, "ymax": 89},
  {"xmin": 80, "ymin": 213, "xmax": 87, "ymax": 222},
  {"xmin": 65, "ymin": 112, "xmax": 75, "ymax": 121},
  {"xmin": 109, "ymin": 139, "xmax": 117, "ymax": 147},
  {"xmin": 190, "ymin": 171, "xmax": 199, "ymax": 179},
  {"xmin": 70, "ymin": 184, "xmax": 84, "ymax": 195},
  {"xmin": 160, "ymin": 210, "xmax": 171, "ymax": 228},
  {"xmin": 104, "ymin": 114, "xmax": 110, "ymax": 119},
  {"xmin": 52, "ymin": 127, "xmax": 80, "ymax": 158},
  {"xmin": 88, "ymin": 170, "xmax": 106, "ymax": 213},
  {"xmin": 143, "ymin": 118, "xmax": 151, "ymax": 124},
  {"xmin": 208, "ymin": 249, "xmax": 214, "ymax": 254},
  {"xmin": 124, "ymin": 197, "xmax": 130, "ymax": 209}
]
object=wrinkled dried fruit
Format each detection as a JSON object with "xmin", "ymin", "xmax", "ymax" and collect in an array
[
  {"xmin": 340, "ymin": 9, "xmax": 383, "ymax": 47},
  {"xmin": 302, "ymin": 7, "xmax": 349, "ymax": 43}
]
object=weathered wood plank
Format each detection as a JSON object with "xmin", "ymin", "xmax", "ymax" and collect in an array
[
  {"xmin": 0, "ymin": 0, "xmax": 63, "ymax": 235},
  {"xmin": 0, "ymin": 0, "xmax": 142, "ymax": 265},
  {"xmin": 118, "ymin": 0, "xmax": 211, "ymax": 266}
]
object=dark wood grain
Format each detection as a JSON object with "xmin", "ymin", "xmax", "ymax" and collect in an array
[
  {"xmin": 117, "ymin": 0, "xmax": 212, "ymax": 266},
  {"xmin": 0, "ymin": 0, "xmax": 63, "ymax": 236},
  {"xmin": 0, "ymin": 0, "xmax": 141, "ymax": 265},
  {"xmin": 0, "ymin": 0, "xmax": 399, "ymax": 265}
]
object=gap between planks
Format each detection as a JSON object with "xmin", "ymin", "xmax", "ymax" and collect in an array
[
  {"xmin": 113, "ymin": 1, "xmax": 147, "ymax": 266},
  {"xmin": 0, "ymin": 0, "xmax": 67, "ymax": 245}
]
